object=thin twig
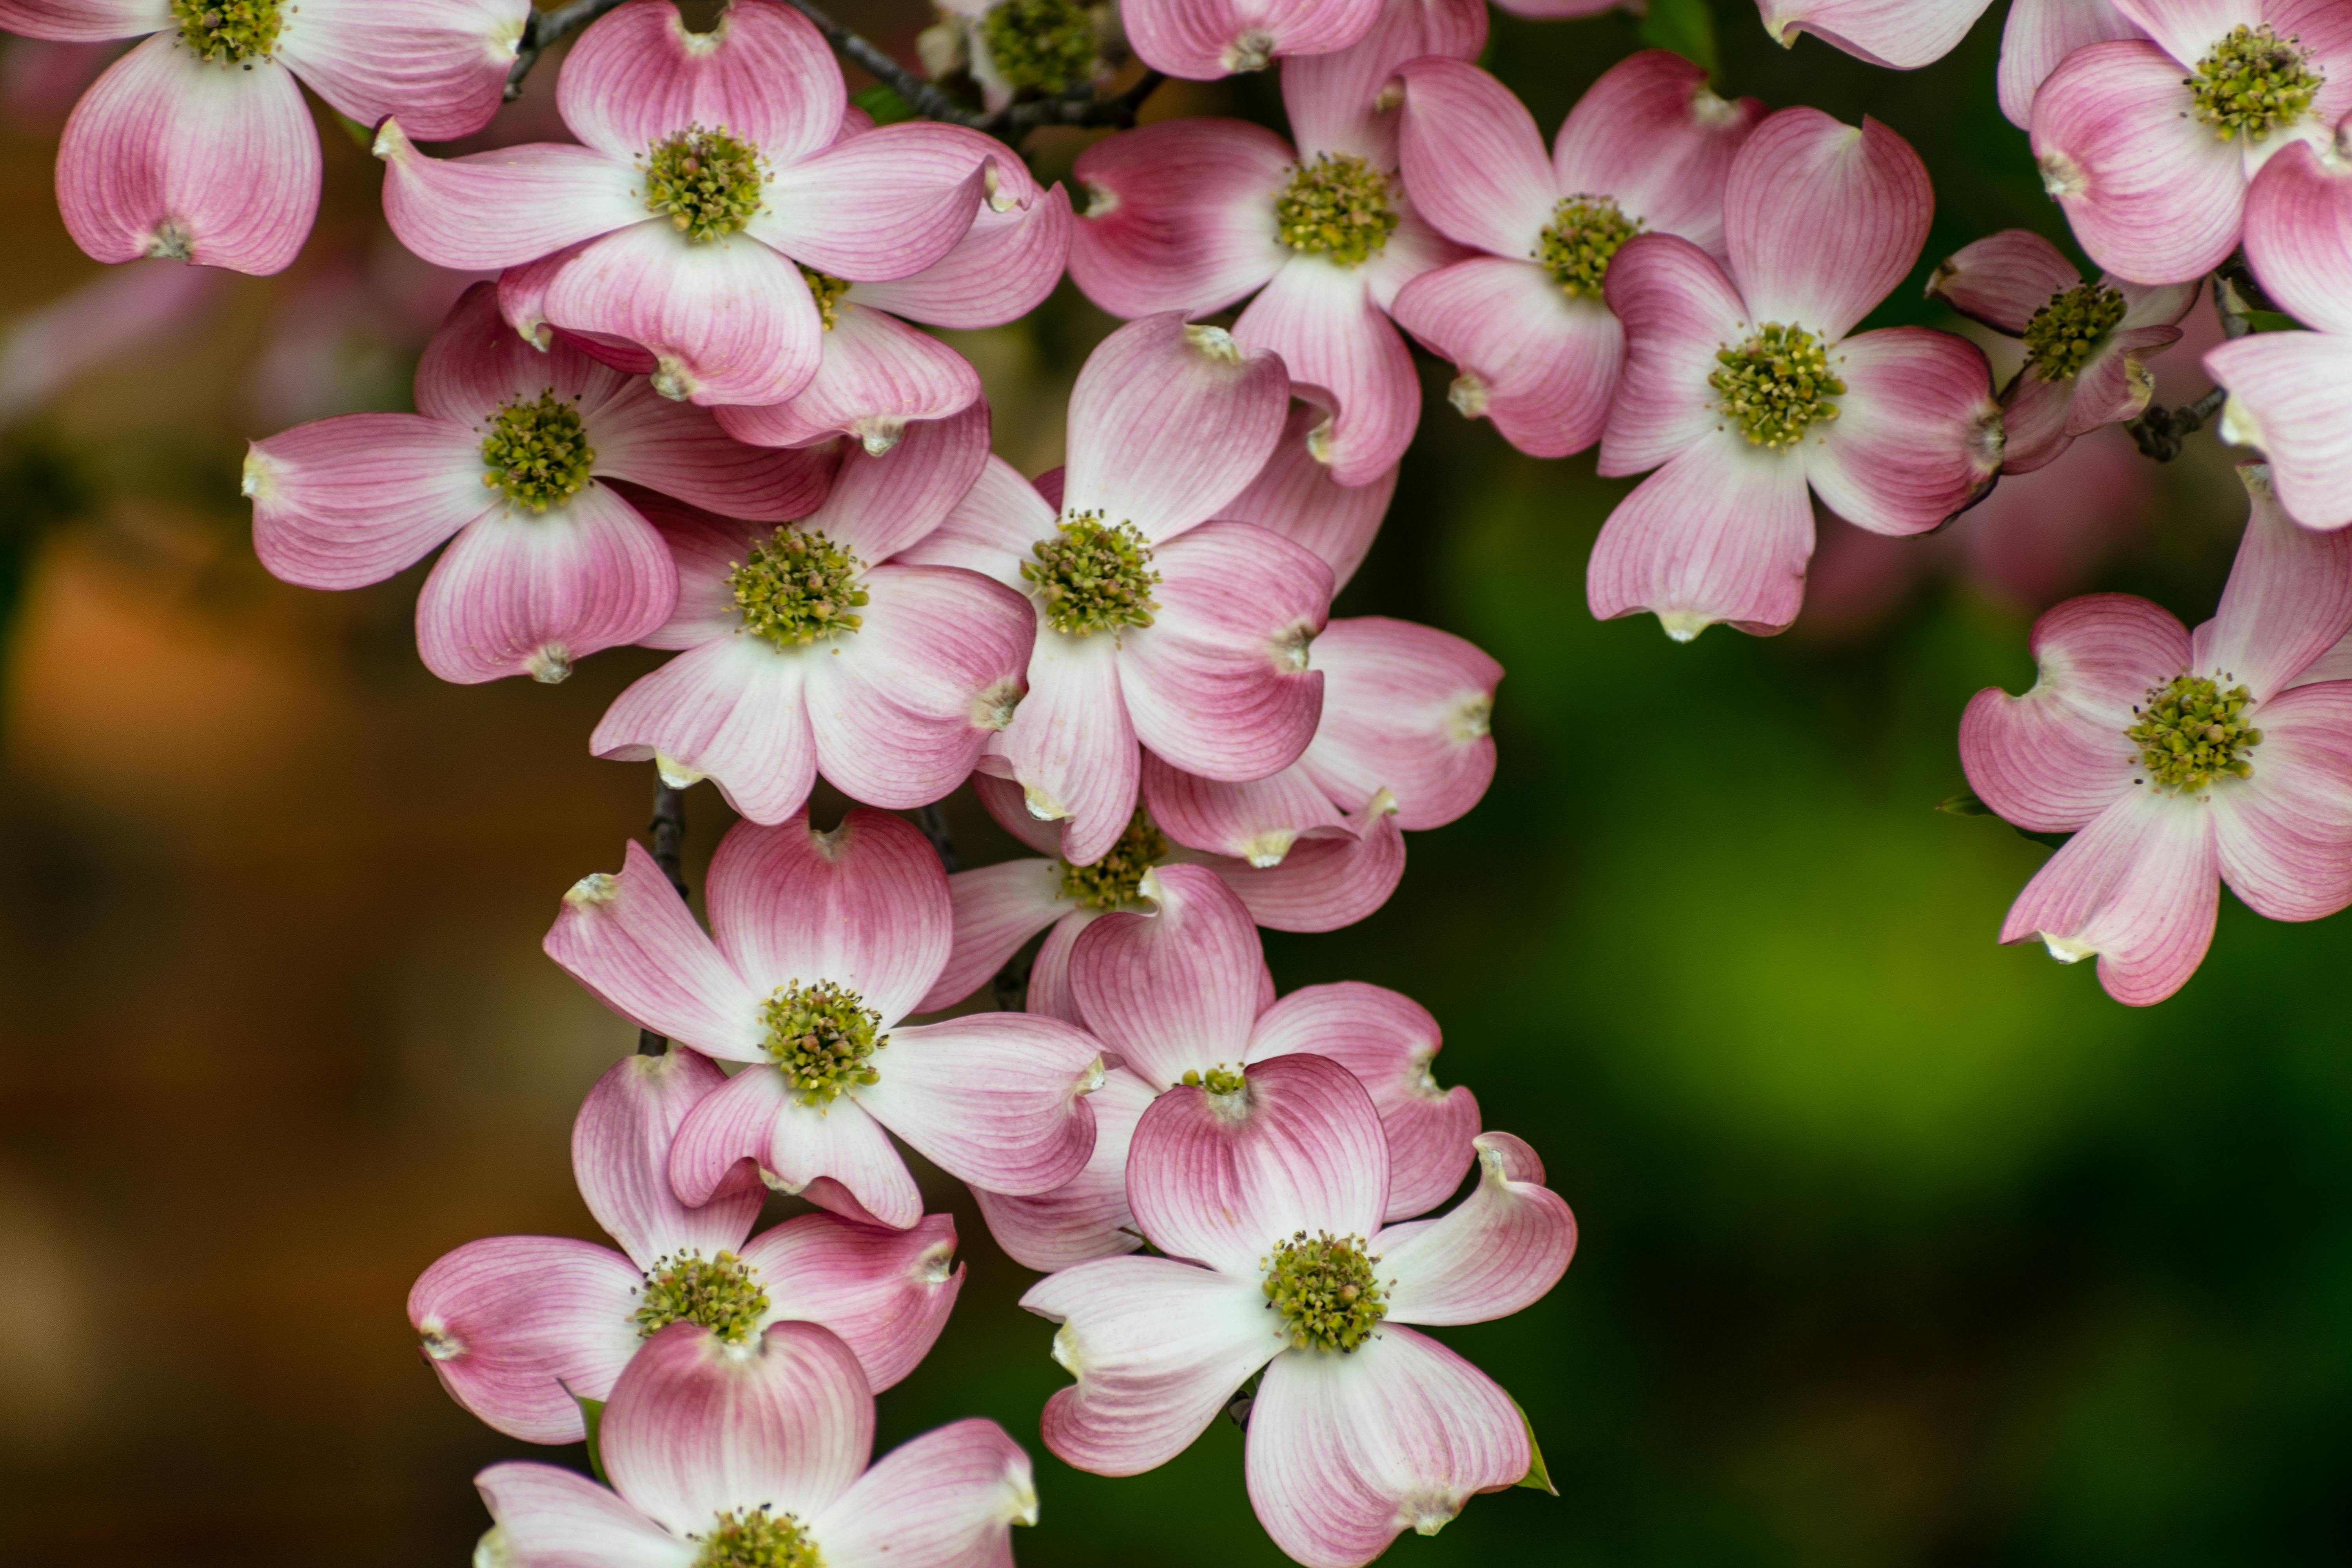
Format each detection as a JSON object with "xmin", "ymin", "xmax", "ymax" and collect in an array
[
  {"xmin": 916, "ymin": 802, "xmax": 958, "ymax": 873},
  {"xmin": 637, "ymin": 782, "xmax": 690, "ymax": 1057},
  {"xmin": 2123, "ymin": 271, "xmax": 2256, "ymax": 462}
]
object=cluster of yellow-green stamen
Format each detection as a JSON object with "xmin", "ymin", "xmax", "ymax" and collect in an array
[
  {"xmin": 760, "ymin": 979, "xmax": 886, "ymax": 1105},
  {"xmin": 2127, "ymin": 674, "xmax": 2261, "ymax": 792},
  {"xmin": 1535, "ymin": 195, "xmax": 1642, "ymax": 298},
  {"xmin": 976, "ymin": 0, "xmax": 1099, "ymax": 92},
  {"xmin": 632, "ymin": 1250, "xmax": 771, "ymax": 1344},
  {"xmin": 729, "ymin": 528, "xmax": 867, "ymax": 648},
  {"xmin": 691, "ymin": 1506, "xmax": 824, "ymax": 1568},
  {"xmin": 1179, "ymin": 1065, "xmax": 1247, "ymax": 1094},
  {"xmin": 2023, "ymin": 281, "xmax": 2127, "ymax": 381},
  {"xmin": 644, "ymin": 126, "xmax": 766, "ymax": 241},
  {"xmin": 480, "ymin": 390, "xmax": 596, "ymax": 512},
  {"xmin": 1273, "ymin": 154, "xmax": 1400, "ymax": 267},
  {"xmin": 1057, "ymin": 806, "xmax": 1165, "ymax": 908},
  {"xmin": 1024, "ymin": 511, "xmax": 1160, "ymax": 635},
  {"xmin": 172, "ymin": 0, "xmax": 280, "ymax": 63},
  {"xmin": 799, "ymin": 265, "xmax": 851, "ymax": 331},
  {"xmin": 1263, "ymin": 1231, "xmax": 1387, "ymax": 1352},
  {"xmin": 2189, "ymin": 23, "xmax": 2322, "ymax": 142},
  {"xmin": 1710, "ymin": 323, "xmax": 1844, "ymax": 450}
]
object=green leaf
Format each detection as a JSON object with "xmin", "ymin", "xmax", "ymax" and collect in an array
[
  {"xmin": 1936, "ymin": 790, "xmax": 1992, "ymax": 817},
  {"xmin": 852, "ymin": 83, "xmax": 919, "ymax": 127},
  {"xmin": 564, "ymin": 1385, "xmax": 610, "ymax": 1486},
  {"xmin": 1639, "ymin": 0, "xmax": 1718, "ymax": 76},
  {"xmin": 1512, "ymin": 1399, "xmax": 1558, "ymax": 1495},
  {"xmin": 2242, "ymin": 308, "xmax": 2303, "ymax": 334}
]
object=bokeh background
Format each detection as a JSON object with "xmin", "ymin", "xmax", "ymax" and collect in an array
[{"xmin": 5, "ymin": 0, "xmax": 2349, "ymax": 1562}]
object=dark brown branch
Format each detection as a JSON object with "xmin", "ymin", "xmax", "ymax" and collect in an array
[
  {"xmin": 916, "ymin": 802, "xmax": 958, "ymax": 873},
  {"xmin": 637, "ymin": 782, "xmax": 689, "ymax": 1056},
  {"xmin": 2123, "ymin": 271, "xmax": 2256, "ymax": 462}
]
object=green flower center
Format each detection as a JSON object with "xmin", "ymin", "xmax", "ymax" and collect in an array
[
  {"xmin": 760, "ymin": 980, "xmax": 886, "ymax": 1105},
  {"xmin": 2022, "ymin": 281, "xmax": 2128, "ymax": 381},
  {"xmin": 2127, "ymin": 674, "xmax": 2261, "ymax": 792},
  {"xmin": 1711, "ymin": 323, "xmax": 1844, "ymax": 450},
  {"xmin": 172, "ymin": 0, "xmax": 280, "ymax": 62},
  {"xmin": 633, "ymin": 1250, "xmax": 771, "ymax": 1344},
  {"xmin": 976, "ymin": 0, "xmax": 1100, "ymax": 93},
  {"xmin": 1024, "ymin": 511, "xmax": 1161, "ymax": 636},
  {"xmin": 644, "ymin": 126, "xmax": 766, "ymax": 242},
  {"xmin": 1179, "ymin": 1065, "xmax": 1247, "ymax": 1094},
  {"xmin": 800, "ymin": 265, "xmax": 851, "ymax": 331},
  {"xmin": 479, "ymin": 390, "xmax": 596, "ymax": 512},
  {"xmin": 729, "ymin": 528, "xmax": 868, "ymax": 649},
  {"xmin": 693, "ymin": 1507, "xmax": 823, "ymax": 1568},
  {"xmin": 1535, "ymin": 194, "xmax": 1643, "ymax": 298},
  {"xmin": 2189, "ymin": 23, "xmax": 2322, "ymax": 143},
  {"xmin": 1273, "ymin": 154, "xmax": 1399, "ymax": 268},
  {"xmin": 1263, "ymin": 1230, "xmax": 1387, "ymax": 1353},
  {"xmin": 1056, "ymin": 806, "xmax": 1166, "ymax": 908}
]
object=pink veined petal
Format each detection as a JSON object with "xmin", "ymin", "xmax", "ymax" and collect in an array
[
  {"xmin": 891, "ymin": 453, "xmax": 1053, "ymax": 593},
  {"xmin": 1126, "ymin": 1052, "xmax": 1389, "ymax": 1274},
  {"xmin": 557, "ymin": 0, "xmax": 843, "ymax": 167},
  {"xmin": 2203, "ymin": 463, "xmax": 2352, "ymax": 701},
  {"xmin": 2242, "ymin": 138, "xmax": 2352, "ymax": 334},
  {"xmin": 2207, "ymin": 330, "xmax": 2352, "ymax": 530},
  {"xmin": 1960, "ymin": 592, "xmax": 2185, "ymax": 832},
  {"xmin": 1998, "ymin": 0, "xmax": 2148, "ymax": 129},
  {"xmin": 57, "ymin": 37, "xmax": 317, "ymax": 274},
  {"xmin": 375, "ymin": 124, "xmax": 645, "ymax": 272},
  {"xmin": 2108, "ymin": 0, "xmax": 2257, "ymax": 66},
  {"xmin": 1118, "ymin": 521, "xmax": 1332, "ymax": 781},
  {"xmin": 1552, "ymin": 49, "xmax": 1766, "ymax": 255},
  {"xmin": 1758, "ymin": 0, "xmax": 1999, "ymax": 67},
  {"xmin": 415, "ymin": 279, "xmax": 630, "ymax": 425},
  {"xmin": 975, "ymin": 766, "xmax": 1069, "ymax": 856},
  {"xmin": 1024, "ymin": 904, "xmax": 1101, "ymax": 1022},
  {"xmin": 811, "ymin": 1419, "xmax": 1037, "ymax": 1568},
  {"xmin": 414, "ymin": 482, "xmax": 678, "ymax": 684},
  {"xmin": 2063, "ymin": 323, "xmax": 2181, "ymax": 438},
  {"xmin": 703, "ymin": 808, "xmax": 953, "ymax": 1025},
  {"xmin": 2031, "ymin": 40, "xmax": 2248, "ymax": 285},
  {"xmin": 752, "ymin": 124, "xmax": 995, "ymax": 282},
  {"xmin": 243, "ymin": 414, "xmax": 486, "ymax": 590},
  {"xmin": 1067, "ymin": 118, "xmax": 1292, "ymax": 315},
  {"xmin": 713, "ymin": 305, "xmax": 981, "ymax": 455},
  {"xmin": 1144, "ymin": 752, "xmax": 1345, "ymax": 864},
  {"xmin": 1597, "ymin": 232, "xmax": 1752, "ymax": 476},
  {"xmin": 1067, "ymin": 862, "xmax": 1269, "ymax": 1090},
  {"xmin": 500, "ymin": 242, "xmax": 588, "ymax": 350},
  {"xmin": 2000, "ymin": 786, "xmax": 2221, "ymax": 1005},
  {"xmin": 1245, "ymin": 1326, "xmax": 1528, "ymax": 1568},
  {"xmin": 1299, "ymin": 615, "xmax": 1499, "ymax": 829},
  {"xmin": 475, "ymin": 1461, "xmax": 696, "ymax": 1568},
  {"xmin": 915, "ymin": 860, "xmax": 1068, "ymax": 1014},
  {"xmin": 588, "ymin": 381, "xmax": 834, "ymax": 521},
  {"xmin": 1805, "ymin": 327, "xmax": 2002, "ymax": 536},
  {"xmin": 667, "ymin": 1063, "xmax": 788, "ymax": 1206},
  {"xmin": 603, "ymin": 1320, "xmax": 873, "ymax": 1534},
  {"xmin": 1234, "ymin": 256, "xmax": 1419, "ymax": 486},
  {"xmin": 2211, "ymin": 680, "xmax": 2352, "ymax": 918},
  {"xmin": 1723, "ymin": 107, "xmax": 1931, "ymax": 342},
  {"xmin": 1245, "ymin": 981, "xmax": 1480, "ymax": 1223},
  {"xmin": 575, "ymin": 1047, "xmax": 764, "ymax": 1271},
  {"xmin": 777, "ymin": 399, "xmax": 991, "ymax": 567},
  {"xmin": 740, "ymin": 1211, "xmax": 963, "ymax": 1394},
  {"xmin": 1376, "ymin": 1131, "xmax": 1573, "ymax": 1320},
  {"xmin": 409, "ymin": 1236, "xmax": 642, "ymax": 1444},
  {"xmin": 546, "ymin": 839, "xmax": 769, "ymax": 1058},
  {"xmin": 1282, "ymin": 0, "xmax": 1488, "ymax": 167},
  {"xmin": 1206, "ymin": 799, "xmax": 1407, "ymax": 932},
  {"xmin": 1221, "ymin": 401, "xmax": 1392, "ymax": 594},
  {"xmin": 1000, "ymin": 628, "xmax": 1144, "ymax": 867},
  {"xmin": 593, "ymin": 639, "xmax": 820, "ymax": 828},
  {"xmin": 1586, "ymin": 432, "xmax": 1818, "ymax": 641},
  {"xmin": 276, "ymin": 0, "xmax": 523, "ymax": 141},
  {"xmin": 2288, "ymin": 630, "xmax": 2352, "ymax": 687},
  {"xmin": 0, "ymin": 0, "xmax": 163, "ymax": 41},
  {"xmin": 1392, "ymin": 257, "xmax": 1622, "ymax": 460},
  {"xmin": 1997, "ymin": 354, "xmax": 2083, "ymax": 477},
  {"xmin": 853, "ymin": 1011, "xmax": 1102, "ymax": 1196},
  {"xmin": 972, "ymin": 1066, "xmax": 1158, "ymax": 1271},
  {"xmin": 1123, "ymin": 0, "xmax": 1380, "ymax": 79},
  {"xmin": 1926, "ymin": 227, "xmax": 2081, "ymax": 334},
  {"xmin": 1392, "ymin": 57, "xmax": 1557, "ymax": 257},
  {"xmin": 766, "ymin": 1093, "xmax": 926, "ymax": 1230},
  {"xmin": 852, "ymin": 181, "xmax": 1075, "ymax": 329},
  {"xmin": 601, "ymin": 489, "xmax": 759, "ymax": 652},
  {"xmin": 1064, "ymin": 313, "xmax": 1294, "ymax": 542}
]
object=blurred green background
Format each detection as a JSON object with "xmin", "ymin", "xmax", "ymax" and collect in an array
[{"xmin": 4, "ymin": 0, "xmax": 2348, "ymax": 1563}]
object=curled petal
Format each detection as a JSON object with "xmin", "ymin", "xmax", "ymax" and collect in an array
[
  {"xmin": 1926, "ymin": 227, "xmax": 2080, "ymax": 334},
  {"xmin": 2212, "ymin": 681, "xmax": 2352, "ymax": 919},
  {"xmin": 416, "ymin": 279, "xmax": 628, "ymax": 424},
  {"xmin": 1234, "ymin": 257, "xmax": 1421, "ymax": 486},
  {"xmin": 752, "ymin": 125, "xmax": 994, "ymax": 282},
  {"xmin": 1552, "ymin": 49, "xmax": 1766, "ymax": 255},
  {"xmin": 1805, "ymin": 327, "xmax": 2001, "ymax": 537},
  {"xmin": 244, "ymin": 414, "xmax": 486, "ymax": 590},
  {"xmin": 853, "ymin": 181, "xmax": 1076, "ymax": 330},
  {"xmin": 1068, "ymin": 862, "xmax": 1268, "ymax": 1089},
  {"xmin": 589, "ymin": 383, "xmax": 834, "ymax": 521},
  {"xmin": 1724, "ymin": 107, "xmax": 1931, "ymax": 343},
  {"xmin": 1222, "ymin": 401, "xmax": 1392, "ymax": 594},
  {"xmin": 1377, "ymin": 1131, "xmax": 1573, "ymax": 1320},
  {"xmin": 2206, "ymin": 330, "xmax": 2352, "ymax": 530},
  {"xmin": 915, "ymin": 860, "xmax": 1068, "ymax": 1015},
  {"xmin": 667, "ymin": 1063, "xmax": 787, "ymax": 1207},
  {"xmin": 1392, "ymin": 57, "xmax": 1556, "ymax": 258},
  {"xmin": 789, "ymin": 399, "xmax": 992, "ymax": 567},
  {"xmin": 2000, "ymin": 788, "xmax": 2220, "ymax": 1006},
  {"xmin": 1001, "ymin": 629, "xmax": 1143, "ymax": 868},
  {"xmin": 812, "ymin": 1419, "xmax": 1039, "ymax": 1568},
  {"xmin": 891, "ymin": 452, "xmax": 1053, "ymax": 592},
  {"xmin": 1393, "ymin": 258, "xmax": 1622, "ymax": 460},
  {"xmin": 1597, "ymin": 233, "xmax": 1750, "ymax": 477},
  {"xmin": 1998, "ymin": 0, "xmax": 2147, "ymax": 129},
  {"xmin": 593, "ymin": 639, "xmax": 820, "ymax": 828},
  {"xmin": 973, "ymin": 1066, "xmax": 1158, "ymax": 1270},
  {"xmin": 1123, "ymin": 0, "xmax": 1380, "ymax": 80},
  {"xmin": 1757, "ymin": 0, "xmax": 1998, "ymax": 67},
  {"xmin": 1068, "ymin": 118, "xmax": 1292, "ymax": 314},
  {"xmin": 2243, "ymin": 138, "xmax": 2352, "ymax": 334},
  {"xmin": 1208, "ymin": 801, "xmax": 1406, "ymax": 932},
  {"xmin": 545, "ymin": 838, "xmax": 767, "ymax": 1059},
  {"xmin": 409, "ymin": 1236, "xmax": 641, "ymax": 1444},
  {"xmin": 1280, "ymin": 0, "xmax": 1487, "ymax": 167},
  {"xmin": 855, "ymin": 1012, "xmax": 1102, "ymax": 1196},
  {"xmin": 375, "ymin": 124, "xmax": 643, "ymax": 272},
  {"xmin": 741, "ymin": 1211, "xmax": 963, "ymax": 1393},
  {"xmin": 2202, "ymin": 463, "xmax": 2352, "ymax": 702},
  {"xmin": 1145, "ymin": 753, "xmax": 1345, "ymax": 865},
  {"xmin": 1301, "ymin": 615, "xmax": 1499, "ymax": 829},
  {"xmin": 0, "ymin": 0, "xmax": 165, "ymax": 40},
  {"xmin": 557, "ymin": 0, "xmax": 843, "ymax": 167},
  {"xmin": 767, "ymin": 1094, "xmax": 927, "ymax": 1231},
  {"xmin": 277, "ymin": 0, "xmax": 523, "ymax": 142},
  {"xmin": 474, "ymin": 1461, "xmax": 692, "ymax": 1568},
  {"xmin": 576, "ymin": 1047, "xmax": 763, "ymax": 1271},
  {"xmin": 1586, "ymin": 433, "xmax": 1817, "ymax": 641},
  {"xmin": 711, "ymin": 305, "xmax": 981, "ymax": 455}
]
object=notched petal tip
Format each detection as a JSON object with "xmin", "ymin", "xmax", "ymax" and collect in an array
[
  {"xmin": 239, "ymin": 448, "xmax": 272, "ymax": 501},
  {"xmin": 372, "ymin": 117, "xmax": 411, "ymax": 164},
  {"xmin": 473, "ymin": 1526, "xmax": 511, "ymax": 1568},
  {"xmin": 1658, "ymin": 610, "xmax": 1711, "ymax": 643},
  {"xmin": 565, "ymin": 871, "xmax": 620, "ymax": 907},
  {"xmin": 1221, "ymin": 28, "xmax": 1276, "ymax": 72},
  {"xmin": 2041, "ymin": 933, "xmax": 2096, "ymax": 964},
  {"xmin": 1185, "ymin": 323, "xmax": 1244, "ymax": 363},
  {"xmin": 2220, "ymin": 394, "xmax": 2265, "ymax": 451},
  {"xmin": 654, "ymin": 752, "xmax": 708, "ymax": 789},
  {"xmin": 417, "ymin": 1318, "xmax": 464, "ymax": 1361},
  {"xmin": 526, "ymin": 643, "xmax": 573, "ymax": 684},
  {"xmin": 1448, "ymin": 373, "xmax": 1489, "ymax": 418},
  {"xmin": 2038, "ymin": 151, "xmax": 2086, "ymax": 199},
  {"xmin": 971, "ymin": 679, "xmax": 1024, "ymax": 730}
]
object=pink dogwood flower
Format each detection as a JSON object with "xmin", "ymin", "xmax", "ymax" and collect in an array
[
  {"xmin": 2, "ymin": 0, "xmax": 524, "ymax": 275},
  {"xmin": 1485, "ymin": 0, "xmax": 1620, "ymax": 16},
  {"xmin": 969, "ymin": 862, "xmax": 1483, "ymax": 1273},
  {"xmin": 896, "ymin": 313, "xmax": 1332, "ymax": 867},
  {"xmin": 1960, "ymin": 463, "xmax": 2352, "ymax": 1005},
  {"xmin": 589, "ymin": 404, "xmax": 1035, "ymax": 826},
  {"xmin": 1119, "ymin": 0, "xmax": 1378, "ymax": 80},
  {"xmin": 2031, "ymin": 0, "xmax": 2352, "ymax": 285},
  {"xmin": 1927, "ymin": 227, "xmax": 2198, "ymax": 473},
  {"xmin": 1997, "ymin": 0, "xmax": 2146, "ymax": 128},
  {"xmin": 1755, "ymin": 0, "xmax": 1996, "ymax": 66},
  {"xmin": 916, "ymin": 0, "xmax": 1113, "ymax": 111},
  {"xmin": 376, "ymin": 0, "xmax": 1005, "ymax": 407},
  {"xmin": 2207, "ymin": 129, "xmax": 2352, "ymax": 528},
  {"xmin": 1025, "ymin": 1052, "xmax": 1574, "ymax": 1568},
  {"xmin": 409, "ymin": 1046, "xmax": 962, "ymax": 1444},
  {"xmin": 1065, "ymin": 0, "xmax": 1487, "ymax": 483},
  {"xmin": 1591, "ymin": 107, "xmax": 2002, "ymax": 639},
  {"xmin": 545, "ymin": 808, "xmax": 1103, "ymax": 1230},
  {"xmin": 1392, "ymin": 51, "xmax": 1764, "ymax": 458},
  {"xmin": 243, "ymin": 282, "xmax": 829, "ymax": 685},
  {"xmin": 475, "ymin": 1320, "xmax": 1037, "ymax": 1568}
]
